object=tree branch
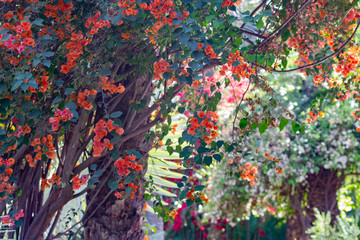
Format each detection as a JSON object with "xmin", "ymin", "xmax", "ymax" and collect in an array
[
  {"xmin": 271, "ymin": 21, "xmax": 360, "ymax": 73},
  {"xmin": 257, "ymin": 0, "xmax": 312, "ymax": 50}
]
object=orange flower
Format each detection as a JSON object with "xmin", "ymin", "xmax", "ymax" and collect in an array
[
  {"xmin": 169, "ymin": 210, "xmax": 178, "ymax": 217},
  {"xmin": 121, "ymin": 33, "xmax": 132, "ymax": 39},
  {"xmin": 61, "ymin": 64, "xmax": 71, "ymax": 73},
  {"xmin": 20, "ymin": 21, "xmax": 31, "ymax": 31},
  {"xmin": 203, "ymin": 135, "xmax": 212, "ymax": 144},
  {"xmin": 5, "ymin": 168, "xmax": 13, "ymax": 175},
  {"xmin": 197, "ymin": 111, "xmax": 205, "ymax": 118}
]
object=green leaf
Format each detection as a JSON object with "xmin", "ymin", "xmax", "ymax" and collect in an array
[
  {"xmin": 186, "ymin": 198, "xmax": 194, "ymax": 207},
  {"xmin": 279, "ymin": 117, "xmax": 288, "ymax": 131},
  {"xmin": 32, "ymin": 18, "xmax": 44, "ymax": 26},
  {"xmin": 204, "ymin": 156, "xmax": 212, "ymax": 166},
  {"xmin": 125, "ymin": 172, "xmax": 135, "ymax": 184},
  {"xmin": 107, "ymin": 179, "xmax": 118, "ymax": 191},
  {"xmin": 256, "ymin": 19, "xmax": 264, "ymax": 29},
  {"xmin": 216, "ymin": 140, "xmax": 224, "ymax": 148},
  {"xmin": 213, "ymin": 19, "xmax": 224, "ymax": 28},
  {"xmin": 300, "ymin": 125, "xmax": 305, "ymax": 134},
  {"xmin": 11, "ymin": 80, "xmax": 23, "ymax": 91},
  {"xmin": 259, "ymin": 121, "xmax": 267, "ymax": 134},
  {"xmin": 110, "ymin": 111, "xmax": 122, "ymax": 118},
  {"xmin": 166, "ymin": 146, "xmax": 174, "ymax": 155},
  {"xmin": 178, "ymin": 106, "xmax": 185, "ymax": 113},
  {"xmin": 292, "ymin": 121, "xmax": 300, "ymax": 134},
  {"xmin": 239, "ymin": 118, "xmax": 248, "ymax": 129},
  {"xmin": 180, "ymin": 33, "xmax": 190, "ymax": 45},
  {"xmin": 194, "ymin": 185, "xmax": 205, "ymax": 191},
  {"xmin": 250, "ymin": 121, "xmax": 258, "ymax": 130},
  {"xmin": 43, "ymin": 51, "xmax": 54, "ymax": 57},
  {"xmin": 281, "ymin": 28, "xmax": 291, "ymax": 42},
  {"xmin": 99, "ymin": 68, "xmax": 111, "ymax": 76},
  {"xmin": 125, "ymin": 149, "xmax": 142, "ymax": 159},
  {"xmin": 213, "ymin": 154, "xmax": 222, "ymax": 162},
  {"xmin": 179, "ymin": 189, "xmax": 188, "ymax": 200}
]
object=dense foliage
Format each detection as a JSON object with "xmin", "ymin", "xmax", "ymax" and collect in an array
[{"xmin": 0, "ymin": 0, "xmax": 360, "ymax": 239}]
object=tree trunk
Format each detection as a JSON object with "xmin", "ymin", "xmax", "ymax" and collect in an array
[
  {"xmin": 83, "ymin": 138, "xmax": 150, "ymax": 240},
  {"xmin": 286, "ymin": 168, "xmax": 344, "ymax": 240},
  {"xmin": 83, "ymin": 65, "xmax": 155, "ymax": 239}
]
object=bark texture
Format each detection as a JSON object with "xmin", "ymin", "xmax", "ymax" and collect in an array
[
  {"xmin": 286, "ymin": 168, "xmax": 344, "ymax": 240},
  {"xmin": 83, "ymin": 62, "xmax": 154, "ymax": 239}
]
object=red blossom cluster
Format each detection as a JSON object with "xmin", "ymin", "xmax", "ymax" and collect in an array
[
  {"xmin": 335, "ymin": 46, "xmax": 360, "ymax": 78},
  {"xmin": 72, "ymin": 175, "xmax": 88, "ymax": 190},
  {"xmin": 0, "ymin": 157, "xmax": 15, "ymax": 185},
  {"xmin": 49, "ymin": 108, "xmax": 74, "ymax": 131},
  {"xmin": 141, "ymin": 0, "xmax": 189, "ymax": 44},
  {"xmin": 101, "ymin": 76, "xmax": 126, "ymax": 94},
  {"xmin": 185, "ymin": 188, "xmax": 209, "ymax": 203},
  {"xmin": 221, "ymin": 50, "xmax": 255, "ymax": 79},
  {"xmin": 29, "ymin": 135, "xmax": 56, "ymax": 167},
  {"xmin": 1, "ymin": 209, "xmax": 24, "ymax": 227},
  {"xmin": 205, "ymin": 45, "xmax": 217, "ymax": 59},
  {"xmin": 153, "ymin": 59, "xmax": 170, "ymax": 80},
  {"xmin": 45, "ymin": 0, "xmax": 73, "ymax": 19},
  {"xmin": 85, "ymin": 11, "xmax": 111, "ymax": 35},
  {"xmin": 115, "ymin": 182, "xmax": 138, "ymax": 199},
  {"xmin": 77, "ymin": 89, "xmax": 97, "ymax": 110},
  {"xmin": 239, "ymin": 162, "xmax": 258, "ymax": 186},
  {"xmin": 118, "ymin": 0, "xmax": 139, "ymax": 16},
  {"xmin": 0, "ymin": 8, "xmax": 35, "ymax": 58},
  {"xmin": 41, "ymin": 173, "xmax": 61, "ymax": 191},
  {"xmin": 187, "ymin": 111, "xmax": 219, "ymax": 144},
  {"xmin": 13, "ymin": 124, "xmax": 31, "ymax": 138},
  {"xmin": 307, "ymin": 110, "xmax": 324, "ymax": 123},
  {"xmin": 93, "ymin": 120, "xmax": 124, "ymax": 157},
  {"xmin": 114, "ymin": 154, "xmax": 142, "ymax": 176},
  {"xmin": 61, "ymin": 32, "xmax": 91, "ymax": 74}
]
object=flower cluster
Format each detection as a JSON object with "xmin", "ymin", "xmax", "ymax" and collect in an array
[
  {"xmin": 101, "ymin": 76, "xmax": 126, "ymax": 95},
  {"xmin": 114, "ymin": 154, "xmax": 143, "ymax": 176},
  {"xmin": 239, "ymin": 162, "xmax": 258, "ymax": 186},
  {"xmin": 49, "ymin": 108, "xmax": 73, "ymax": 131},
  {"xmin": 77, "ymin": 89, "xmax": 97, "ymax": 110},
  {"xmin": 28, "ymin": 135, "xmax": 56, "ymax": 167},
  {"xmin": 0, "ymin": 181, "xmax": 14, "ymax": 200},
  {"xmin": 0, "ymin": 157, "xmax": 15, "ymax": 184},
  {"xmin": 221, "ymin": 50, "xmax": 255, "ymax": 79},
  {"xmin": 13, "ymin": 124, "xmax": 31, "ymax": 138},
  {"xmin": 264, "ymin": 153, "xmax": 282, "ymax": 174},
  {"xmin": 41, "ymin": 174, "xmax": 61, "ymax": 191},
  {"xmin": 307, "ymin": 110, "xmax": 324, "ymax": 123},
  {"xmin": 72, "ymin": 175, "xmax": 88, "ymax": 190},
  {"xmin": 85, "ymin": 11, "xmax": 111, "ymax": 35},
  {"xmin": 1, "ymin": 209, "xmax": 24, "ymax": 227},
  {"xmin": 61, "ymin": 32, "xmax": 91, "ymax": 73},
  {"xmin": 93, "ymin": 120, "xmax": 124, "ymax": 157},
  {"xmin": 169, "ymin": 210, "xmax": 178, "ymax": 217},
  {"xmin": 153, "ymin": 59, "xmax": 170, "ymax": 80},
  {"xmin": 115, "ymin": 182, "xmax": 138, "ymax": 199},
  {"xmin": 186, "ymin": 188, "xmax": 209, "ymax": 203},
  {"xmin": 187, "ymin": 111, "xmax": 219, "ymax": 144},
  {"xmin": 335, "ymin": 46, "xmax": 360, "ymax": 78},
  {"xmin": 118, "ymin": 0, "xmax": 139, "ymax": 16},
  {"xmin": 205, "ymin": 45, "xmax": 217, "ymax": 59}
]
